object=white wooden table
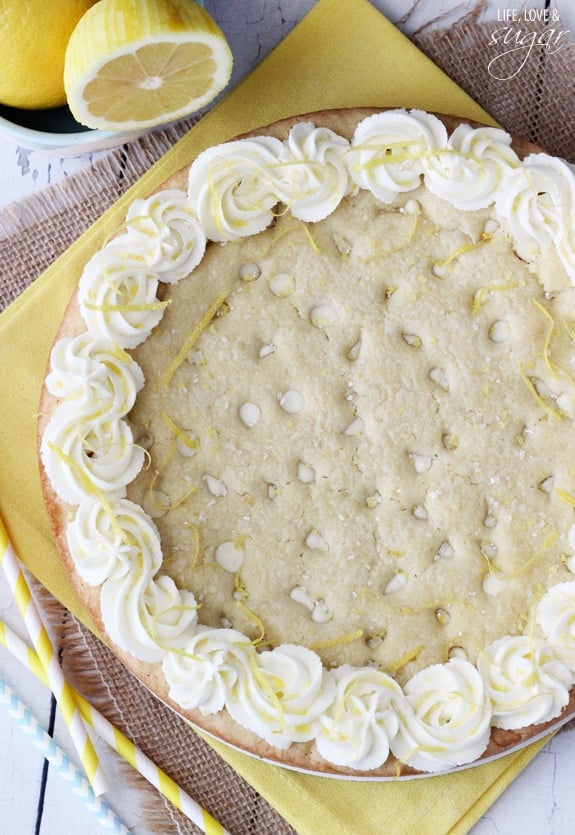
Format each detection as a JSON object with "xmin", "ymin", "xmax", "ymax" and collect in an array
[{"xmin": 1, "ymin": 2, "xmax": 574, "ymax": 833}]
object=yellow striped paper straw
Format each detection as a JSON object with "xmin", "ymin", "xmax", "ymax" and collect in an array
[
  {"xmin": 1, "ymin": 618, "xmax": 229, "ymax": 834},
  {"xmin": 0, "ymin": 515, "xmax": 108, "ymax": 796}
]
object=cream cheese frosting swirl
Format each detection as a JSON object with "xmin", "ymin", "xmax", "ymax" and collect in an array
[
  {"xmin": 495, "ymin": 153, "xmax": 575, "ymax": 263},
  {"xmin": 78, "ymin": 245, "xmax": 163, "ymax": 348},
  {"xmin": 101, "ymin": 570, "xmax": 198, "ymax": 663},
  {"xmin": 348, "ymin": 109, "xmax": 448, "ymax": 203},
  {"xmin": 477, "ymin": 636, "xmax": 571, "ymax": 730},
  {"xmin": 391, "ymin": 659, "xmax": 491, "ymax": 772},
  {"xmin": 423, "ymin": 124, "xmax": 519, "ymax": 210},
  {"xmin": 275, "ymin": 122, "xmax": 351, "ymax": 222},
  {"xmin": 123, "ymin": 188, "xmax": 207, "ymax": 283},
  {"xmin": 162, "ymin": 627, "xmax": 256, "ymax": 713},
  {"xmin": 66, "ymin": 498, "xmax": 162, "ymax": 586},
  {"xmin": 187, "ymin": 136, "xmax": 284, "ymax": 241},
  {"xmin": 41, "ymin": 405, "xmax": 145, "ymax": 505},
  {"xmin": 316, "ymin": 665, "xmax": 403, "ymax": 770},
  {"xmin": 536, "ymin": 582, "xmax": 575, "ymax": 680},
  {"xmin": 45, "ymin": 333, "xmax": 144, "ymax": 418},
  {"xmin": 226, "ymin": 644, "xmax": 336, "ymax": 749}
]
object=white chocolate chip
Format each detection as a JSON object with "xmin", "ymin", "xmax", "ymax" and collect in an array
[
  {"xmin": 411, "ymin": 503, "xmax": 428, "ymax": 520},
  {"xmin": 333, "ymin": 233, "xmax": 352, "ymax": 257},
  {"xmin": 442, "ymin": 433, "xmax": 459, "ymax": 451},
  {"xmin": 267, "ymin": 482, "xmax": 279, "ymax": 500},
  {"xmin": 297, "ymin": 461, "xmax": 316, "ymax": 484},
  {"xmin": 215, "ymin": 540, "xmax": 245, "ymax": 572},
  {"xmin": 409, "ymin": 452, "xmax": 433, "ymax": 473},
  {"xmin": 239, "ymin": 402, "xmax": 261, "ymax": 427},
  {"xmin": 483, "ymin": 570, "xmax": 507, "ymax": 596},
  {"xmin": 366, "ymin": 631, "xmax": 387, "ymax": 649},
  {"xmin": 482, "ymin": 219, "xmax": 499, "ymax": 237},
  {"xmin": 258, "ymin": 343, "xmax": 277, "ymax": 358},
  {"xmin": 483, "ymin": 513, "xmax": 497, "ymax": 528},
  {"xmin": 384, "ymin": 570, "xmax": 408, "ymax": 594},
  {"xmin": 366, "ymin": 490, "xmax": 382, "ymax": 509},
  {"xmin": 290, "ymin": 586, "xmax": 333, "ymax": 623},
  {"xmin": 429, "ymin": 366, "xmax": 449, "ymax": 390},
  {"xmin": 268, "ymin": 272, "xmax": 295, "ymax": 298},
  {"xmin": 290, "ymin": 585, "xmax": 314, "ymax": 611},
  {"xmin": 305, "ymin": 529, "xmax": 329, "ymax": 551},
  {"xmin": 344, "ymin": 417, "xmax": 365, "ymax": 436},
  {"xmin": 310, "ymin": 303, "xmax": 338, "ymax": 329},
  {"xmin": 143, "ymin": 490, "xmax": 170, "ymax": 518},
  {"xmin": 488, "ymin": 320, "xmax": 510, "ymax": 343},
  {"xmin": 311, "ymin": 600, "xmax": 333, "ymax": 623},
  {"xmin": 346, "ymin": 338, "xmax": 362, "ymax": 362},
  {"xmin": 203, "ymin": 474, "xmax": 228, "ymax": 498},
  {"xmin": 538, "ymin": 475, "xmax": 555, "ymax": 494},
  {"xmin": 176, "ymin": 433, "xmax": 200, "ymax": 458},
  {"xmin": 480, "ymin": 541, "xmax": 498, "ymax": 559},
  {"xmin": 435, "ymin": 607, "xmax": 450, "ymax": 624},
  {"xmin": 434, "ymin": 541, "xmax": 454, "ymax": 560},
  {"xmin": 278, "ymin": 390, "xmax": 305, "ymax": 414},
  {"xmin": 432, "ymin": 263, "xmax": 450, "ymax": 278},
  {"xmin": 402, "ymin": 198, "xmax": 421, "ymax": 215},
  {"xmin": 448, "ymin": 645, "xmax": 468, "ymax": 660},
  {"xmin": 531, "ymin": 377, "xmax": 556, "ymax": 401},
  {"xmin": 239, "ymin": 262, "xmax": 261, "ymax": 282},
  {"xmin": 402, "ymin": 333, "xmax": 422, "ymax": 348}
]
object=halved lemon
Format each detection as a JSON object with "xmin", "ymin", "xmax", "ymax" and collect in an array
[
  {"xmin": 64, "ymin": 0, "xmax": 233, "ymax": 130},
  {"xmin": 0, "ymin": 0, "xmax": 98, "ymax": 110}
]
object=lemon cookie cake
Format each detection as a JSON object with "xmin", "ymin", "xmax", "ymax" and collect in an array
[{"xmin": 39, "ymin": 108, "xmax": 575, "ymax": 777}]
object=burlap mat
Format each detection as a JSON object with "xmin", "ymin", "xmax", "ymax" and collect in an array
[{"xmin": 2, "ymin": 12, "xmax": 575, "ymax": 834}]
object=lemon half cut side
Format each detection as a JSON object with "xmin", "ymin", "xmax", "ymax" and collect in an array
[{"xmin": 64, "ymin": 0, "xmax": 233, "ymax": 131}]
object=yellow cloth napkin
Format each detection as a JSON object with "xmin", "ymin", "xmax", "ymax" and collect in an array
[{"xmin": 0, "ymin": 0, "xmax": 552, "ymax": 831}]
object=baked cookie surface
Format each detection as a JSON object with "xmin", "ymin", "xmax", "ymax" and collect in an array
[{"xmin": 40, "ymin": 108, "xmax": 575, "ymax": 776}]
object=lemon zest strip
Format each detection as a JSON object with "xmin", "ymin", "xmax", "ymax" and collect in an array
[
  {"xmin": 82, "ymin": 299, "xmax": 171, "ymax": 313},
  {"xmin": 261, "ymin": 221, "xmax": 321, "ymax": 256},
  {"xmin": 471, "ymin": 275, "xmax": 519, "ymax": 314},
  {"xmin": 308, "ymin": 629, "xmax": 364, "ymax": 652},
  {"xmin": 161, "ymin": 290, "xmax": 229, "ymax": 388},
  {"xmin": 533, "ymin": 298, "xmax": 559, "ymax": 378},
  {"xmin": 517, "ymin": 361, "xmax": 564, "ymax": 420},
  {"xmin": 554, "ymin": 488, "xmax": 575, "ymax": 507},
  {"xmin": 364, "ymin": 213, "xmax": 418, "ymax": 261},
  {"xmin": 385, "ymin": 645, "xmax": 423, "ymax": 674},
  {"xmin": 235, "ymin": 600, "xmax": 266, "ymax": 646},
  {"xmin": 160, "ymin": 410, "xmax": 200, "ymax": 453}
]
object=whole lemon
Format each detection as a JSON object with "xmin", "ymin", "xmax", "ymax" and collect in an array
[{"xmin": 0, "ymin": 0, "xmax": 99, "ymax": 110}]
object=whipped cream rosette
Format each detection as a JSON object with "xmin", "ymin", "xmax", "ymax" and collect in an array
[{"xmin": 39, "ymin": 108, "xmax": 575, "ymax": 777}]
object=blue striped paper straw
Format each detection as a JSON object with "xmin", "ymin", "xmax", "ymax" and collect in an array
[{"xmin": 0, "ymin": 676, "xmax": 130, "ymax": 834}]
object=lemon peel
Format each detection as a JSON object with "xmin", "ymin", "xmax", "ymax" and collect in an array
[
  {"xmin": 161, "ymin": 289, "xmax": 229, "ymax": 387},
  {"xmin": 64, "ymin": 0, "xmax": 233, "ymax": 130}
]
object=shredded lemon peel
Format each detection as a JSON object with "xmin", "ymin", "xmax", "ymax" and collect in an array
[
  {"xmin": 160, "ymin": 410, "xmax": 200, "ymax": 453},
  {"xmin": 161, "ymin": 289, "xmax": 229, "ymax": 388},
  {"xmin": 308, "ymin": 629, "xmax": 365, "ymax": 652},
  {"xmin": 517, "ymin": 361, "xmax": 564, "ymax": 420}
]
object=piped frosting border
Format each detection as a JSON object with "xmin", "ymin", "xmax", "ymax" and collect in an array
[{"xmin": 40, "ymin": 109, "xmax": 575, "ymax": 774}]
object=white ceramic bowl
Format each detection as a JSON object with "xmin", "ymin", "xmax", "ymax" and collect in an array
[{"xmin": 0, "ymin": 102, "xmax": 142, "ymax": 156}]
